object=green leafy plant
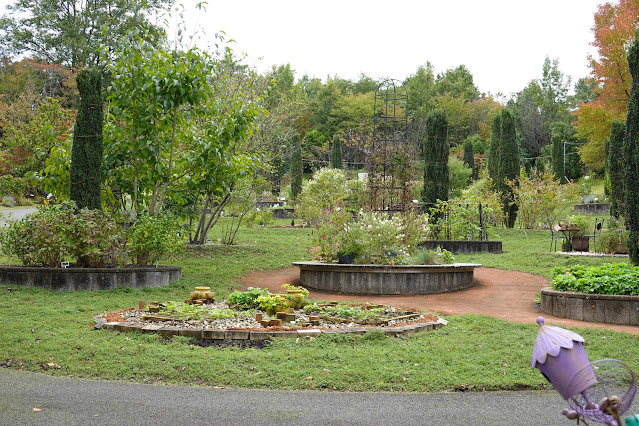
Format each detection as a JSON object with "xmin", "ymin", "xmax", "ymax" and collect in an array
[
  {"xmin": 127, "ymin": 213, "xmax": 186, "ymax": 265},
  {"xmin": 296, "ymin": 168, "xmax": 351, "ymax": 223},
  {"xmin": 226, "ymin": 287, "xmax": 270, "ymax": 310},
  {"xmin": 408, "ymin": 247, "xmax": 455, "ymax": 265},
  {"xmin": 595, "ymin": 218, "xmax": 629, "ymax": 253},
  {"xmin": 550, "ymin": 263, "xmax": 639, "ymax": 295},
  {"xmin": 255, "ymin": 294, "xmax": 288, "ymax": 312}
]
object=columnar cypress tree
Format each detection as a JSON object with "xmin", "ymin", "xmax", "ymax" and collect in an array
[
  {"xmin": 290, "ymin": 134, "xmax": 303, "ymax": 200},
  {"xmin": 70, "ymin": 68, "xmax": 103, "ymax": 210},
  {"xmin": 422, "ymin": 109, "xmax": 449, "ymax": 207},
  {"xmin": 608, "ymin": 121, "xmax": 626, "ymax": 219},
  {"xmin": 624, "ymin": 32, "xmax": 639, "ymax": 265},
  {"xmin": 488, "ymin": 114, "xmax": 501, "ymax": 185},
  {"xmin": 463, "ymin": 138, "xmax": 474, "ymax": 179},
  {"xmin": 498, "ymin": 108, "xmax": 519, "ymax": 228},
  {"xmin": 331, "ymin": 134, "xmax": 342, "ymax": 169}
]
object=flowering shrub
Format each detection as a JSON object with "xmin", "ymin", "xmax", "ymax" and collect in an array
[
  {"xmin": 315, "ymin": 209, "xmax": 430, "ymax": 265},
  {"xmin": 296, "ymin": 168, "xmax": 351, "ymax": 223}
]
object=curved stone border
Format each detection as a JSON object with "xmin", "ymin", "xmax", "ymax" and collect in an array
[
  {"xmin": 293, "ymin": 261, "xmax": 481, "ymax": 295},
  {"xmin": 540, "ymin": 287, "xmax": 639, "ymax": 326},
  {"xmin": 418, "ymin": 240, "xmax": 502, "ymax": 254},
  {"xmin": 0, "ymin": 265, "xmax": 182, "ymax": 291},
  {"xmin": 93, "ymin": 314, "xmax": 447, "ymax": 340}
]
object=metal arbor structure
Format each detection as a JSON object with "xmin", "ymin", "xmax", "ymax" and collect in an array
[{"xmin": 368, "ymin": 79, "xmax": 412, "ymax": 214}]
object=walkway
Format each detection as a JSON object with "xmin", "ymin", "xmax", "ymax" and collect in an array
[{"xmin": 239, "ymin": 267, "xmax": 639, "ymax": 334}]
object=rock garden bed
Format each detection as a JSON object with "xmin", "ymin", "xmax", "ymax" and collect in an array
[{"xmin": 94, "ymin": 290, "xmax": 446, "ymax": 343}]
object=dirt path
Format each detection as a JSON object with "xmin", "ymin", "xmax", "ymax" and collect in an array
[{"xmin": 238, "ymin": 266, "xmax": 639, "ymax": 334}]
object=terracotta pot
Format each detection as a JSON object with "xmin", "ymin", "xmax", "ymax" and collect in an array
[
  {"xmin": 614, "ymin": 243, "xmax": 628, "ymax": 254},
  {"xmin": 572, "ymin": 236, "xmax": 589, "ymax": 252}
]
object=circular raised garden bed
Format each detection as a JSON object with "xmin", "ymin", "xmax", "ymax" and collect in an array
[
  {"xmin": 573, "ymin": 203, "xmax": 610, "ymax": 214},
  {"xmin": 540, "ymin": 287, "xmax": 639, "ymax": 326},
  {"xmin": 94, "ymin": 303, "xmax": 447, "ymax": 342},
  {"xmin": 418, "ymin": 240, "xmax": 502, "ymax": 254},
  {"xmin": 293, "ymin": 261, "xmax": 481, "ymax": 295},
  {"xmin": 0, "ymin": 265, "xmax": 182, "ymax": 291}
]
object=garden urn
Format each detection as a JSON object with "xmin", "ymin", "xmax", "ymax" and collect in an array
[{"xmin": 531, "ymin": 317, "xmax": 597, "ymax": 399}]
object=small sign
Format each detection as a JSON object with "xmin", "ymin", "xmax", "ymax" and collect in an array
[
  {"xmin": 205, "ymin": 238, "xmax": 212, "ymax": 244},
  {"xmin": 61, "ymin": 262, "xmax": 69, "ymax": 268},
  {"xmin": 467, "ymin": 234, "xmax": 472, "ymax": 241},
  {"xmin": 302, "ymin": 222, "xmax": 307, "ymax": 228}
]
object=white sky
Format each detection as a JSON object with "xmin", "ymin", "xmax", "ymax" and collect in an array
[{"xmin": 0, "ymin": 0, "xmax": 607, "ymax": 97}]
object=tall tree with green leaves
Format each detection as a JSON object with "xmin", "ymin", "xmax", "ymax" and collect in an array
[
  {"xmin": 290, "ymin": 134, "xmax": 303, "ymax": 200},
  {"xmin": 463, "ymin": 137, "xmax": 474, "ymax": 179},
  {"xmin": 488, "ymin": 114, "xmax": 501, "ymax": 185},
  {"xmin": 331, "ymin": 134, "xmax": 342, "ymax": 169},
  {"xmin": 69, "ymin": 68, "xmax": 103, "ymax": 210},
  {"xmin": 624, "ymin": 31, "xmax": 639, "ymax": 265},
  {"xmin": 0, "ymin": 0, "xmax": 172, "ymax": 69},
  {"xmin": 498, "ymin": 109, "xmax": 519, "ymax": 228},
  {"xmin": 422, "ymin": 109, "xmax": 449, "ymax": 207},
  {"xmin": 607, "ymin": 121, "xmax": 626, "ymax": 219}
]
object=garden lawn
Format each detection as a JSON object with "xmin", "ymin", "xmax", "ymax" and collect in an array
[
  {"xmin": 454, "ymin": 227, "xmax": 631, "ymax": 278},
  {"xmin": 1, "ymin": 220, "xmax": 638, "ymax": 392}
]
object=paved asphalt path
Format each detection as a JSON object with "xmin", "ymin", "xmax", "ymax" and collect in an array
[
  {"xmin": 0, "ymin": 207, "xmax": 36, "ymax": 225},
  {"xmin": 7, "ymin": 368, "xmax": 639, "ymax": 426}
]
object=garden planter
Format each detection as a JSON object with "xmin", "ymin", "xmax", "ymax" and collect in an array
[
  {"xmin": 286, "ymin": 290, "xmax": 305, "ymax": 309},
  {"xmin": 0, "ymin": 265, "xmax": 182, "ymax": 291},
  {"xmin": 572, "ymin": 236, "xmax": 589, "ymax": 252},
  {"xmin": 338, "ymin": 254, "xmax": 354, "ymax": 264},
  {"xmin": 614, "ymin": 243, "xmax": 628, "ymax": 254}
]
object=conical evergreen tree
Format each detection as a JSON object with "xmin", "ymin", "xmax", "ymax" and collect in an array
[
  {"xmin": 498, "ymin": 109, "xmax": 519, "ymax": 228},
  {"xmin": 69, "ymin": 68, "xmax": 103, "ymax": 210},
  {"xmin": 422, "ymin": 109, "xmax": 449, "ymax": 207},
  {"xmin": 463, "ymin": 138, "xmax": 475, "ymax": 180},
  {"xmin": 488, "ymin": 114, "xmax": 501, "ymax": 186},
  {"xmin": 624, "ymin": 31, "xmax": 639, "ymax": 265},
  {"xmin": 608, "ymin": 121, "xmax": 625, "ymax": 220},
  {"xmin": 331, "ymin": 134, "xmax": 342, "ymax": 169}
]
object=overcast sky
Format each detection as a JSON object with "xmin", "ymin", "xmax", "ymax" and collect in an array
[{"xmin": 1, "ymin": 0, "xmax": 607, "ymax": 97}]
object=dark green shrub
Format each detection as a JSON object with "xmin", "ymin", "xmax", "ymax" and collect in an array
[
  {"xmin": 331, "ymin": 133, "xmax": 342, "ymax": 169},
  {"xmin": 463, "ymin": 137, "xmax": 475, "ymax": 179},
  {"xmin": 127, "ymin": 213, "xmax": 186, "ymax": 265},
  {"xmin": 422, "ymin": 108, "xmax": 449, "ymax": 207},
  {"xmin": 608, "ymin": 121, "xmax": 626, "ymax": 219},
  {"xmin": 488, "ymin": 114, "xmax": 501, "ymax": 184},
  {"xmin": 625, "ymin": 31, "xmax": 639, "ymax": 265},
  {"xmin": 69, "ymin": 68, "xmax": 103, "ymax": 210},
  {"xmin": 498, "ymin": 109, "xmax": 519, "ymax": 228}
]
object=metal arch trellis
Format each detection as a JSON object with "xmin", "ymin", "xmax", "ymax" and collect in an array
[{"xmin": 368, "ymin": 79, "xmax": 412, "ymax": 214}]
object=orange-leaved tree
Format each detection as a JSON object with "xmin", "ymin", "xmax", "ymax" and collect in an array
[{"xmin": 574, "ymin": 0, "xmax": 639, "ymax": 171}]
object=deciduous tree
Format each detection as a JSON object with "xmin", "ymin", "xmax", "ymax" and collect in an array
[{"xmin": 574, "ymin": 0, "xmax": 639, "ymax": 171}]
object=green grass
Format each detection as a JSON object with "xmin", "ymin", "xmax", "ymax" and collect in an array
[
  {"xmin": 1, "ymin": 218, "xmax": 638, "ymax": 392},
  {"xmin": 455, "ymin": 227, "xmax": 631, "ymax": 278}
]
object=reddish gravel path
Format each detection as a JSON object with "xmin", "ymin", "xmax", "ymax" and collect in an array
[{"xmin": 238, "ymin": 266, "xmax": 639, "ymax": 334}]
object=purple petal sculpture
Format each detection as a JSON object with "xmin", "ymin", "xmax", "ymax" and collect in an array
[{"xmin": 531, "ymin": 317, "xmax": 597, "ymax": 400}]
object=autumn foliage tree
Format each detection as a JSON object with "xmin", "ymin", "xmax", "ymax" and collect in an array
[{"xmin": 574, "ymin": 0, "xmax": 639, "ymax": 171}]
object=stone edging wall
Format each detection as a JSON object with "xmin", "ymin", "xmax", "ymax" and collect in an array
[
  {"xmin": 573, "ymin": 203, "xmax": 610, "ymax": 214},
  {"xmin": 540, "ymin": 287, "xmax": 639, "ymax": 326},
  {"xmin": 93, "ymin": 315, "xmax": 447, "ymax": 340},
  {"xmin": 0, "ymin": 265, "xmax": 182, "ymax": 291},
  {"xmin": 293, "ymin": 261, "xmax": 481, "ymax": 296},
  {"xmin": 418, "ymin": 240, "xmax": 502, "ymax": 254}
]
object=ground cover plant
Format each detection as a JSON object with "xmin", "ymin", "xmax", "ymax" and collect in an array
[
  {"xmin": 0, "ymin": 217, "xmax": 638, "ymax": 393},
  {"xmin": 550, "ymin": 263, "xmax": 639, "ymax": 295}
]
